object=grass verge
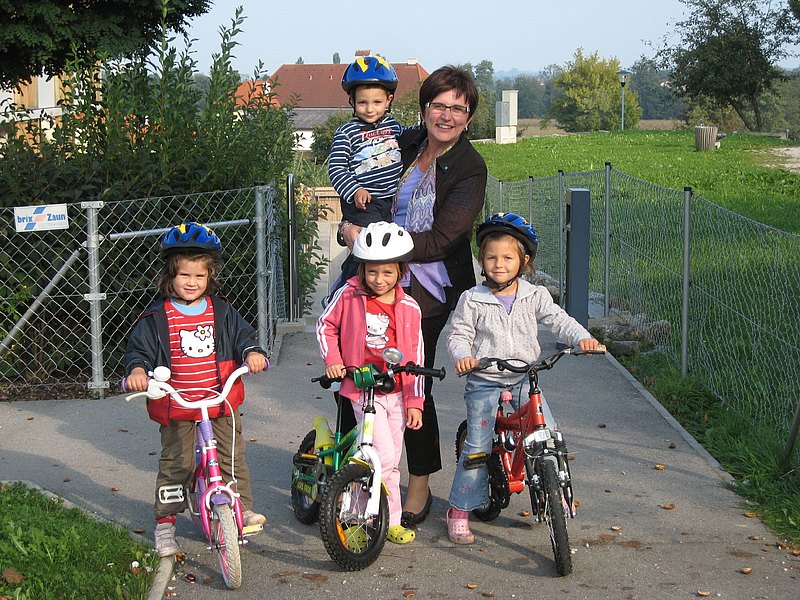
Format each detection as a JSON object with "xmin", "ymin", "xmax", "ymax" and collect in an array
[{"xmin": 0, "ymin": 482, "xmax": 158, "ymax": 600}]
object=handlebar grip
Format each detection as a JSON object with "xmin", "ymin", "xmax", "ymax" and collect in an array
[
  {"xmin": 312, "ymin": 374, "xmax": 343, "ymax": 389},
  {"xmin": 120, "ymin": 377, "xmax": 129, "ymax": 393},
  {"xmin": 404, "ymin": 364, "xmax": 446, "ymax": 380}
]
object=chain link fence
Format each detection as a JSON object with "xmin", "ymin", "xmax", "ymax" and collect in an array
[
  {"xmin": 485, "ymin": 167, "xmax": 800, "ymax": 456},
  {"xmin": 1, "ymin": 185, "xmax": 285, "ymax": 400}
]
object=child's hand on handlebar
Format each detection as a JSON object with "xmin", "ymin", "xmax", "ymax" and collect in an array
[
  {"xmin": 578, "ymin": 338, "xmax": 602, "ymax": 352},
  {"xmin": 245, "ymin": 351, "xmax": 268, "ymax": 374},
  {"xmin": 326, "ymin": 363, "xmax": 347, "ymax": 380},
  {"xmin": 126, "ymin": 367, "xmax": 149, "ymax": 392},
  {"xmin": 406, "ymin": 408, "xmax": 422, "ymax": 430},
  {"xmin": 455, "ymin": 356, "xmax": 479, "ymax": 376}
]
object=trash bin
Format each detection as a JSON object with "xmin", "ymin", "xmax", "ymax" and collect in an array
[{"xmin": 695, "ymin": 125, "xmax": 718, "ymax": 151}]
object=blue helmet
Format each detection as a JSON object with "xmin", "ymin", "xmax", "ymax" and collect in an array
[
  {"xmin": 341, "ymin": 55, "xmax": 398, "ymax": 95},
  {"xmin": 160, "ymin": 222, "xmax": 222, "ymax": 257},
  {"xmin": 476, "ymin": 212, "xmax": 539, "ymax": 259}
]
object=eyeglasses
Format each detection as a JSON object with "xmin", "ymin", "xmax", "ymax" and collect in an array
[{"xmin": 425, "ymin": 101, "xmax": 470, "ymax": 116}]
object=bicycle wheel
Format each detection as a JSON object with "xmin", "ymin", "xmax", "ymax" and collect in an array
[
  {"xmin": 319, "ymin": 462, "xmax": 388, "ymax": 571},
  {"xmin": 539, "ymin": 459, "xmax": 572, "ymax": 576},
  {"xmin": 455, "ymin": 420, "xmax": 502, "ymax": 522},
  {"xmin": 211, "ymin": 504, "xmax": 242, "ymax": 589},
  {"xmin": 291, "ymin": 430, "xmax": 322, "ymax": 524}
]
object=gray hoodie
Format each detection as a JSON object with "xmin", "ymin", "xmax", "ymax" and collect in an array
[{"xmin": 447, "ymin": 279, "xmax": 592, "ymax": 384}]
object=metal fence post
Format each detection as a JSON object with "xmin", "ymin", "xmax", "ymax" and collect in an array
[
  {"xmin": 565, "ymin": 188, "xmax": 591, "ymax": 329},
  {"xmin": 286, "ymin": 173, "xmax": 300, "ymax": 321},
  {"xmin": 82, "ymin": 199, "xmax": 107, "ymax": 398},
  {"xmin": 254, "ymin": 184, "xmax": 269, "ymax": 346},
  {"xmin": 604, "ymin": 162, "xmax": 612, "ymax": 317},
  {"xmin": 782, "ymin": 400, "xmax": 800, "ymax": 472},
  {"xmin": 527, "ymin": 175, "xmax": 533, "ymax": 219},
  {"xmin": 557, "ymin": 170, "xmax": 565, "ymax": 308},
  {"xmin": 681, "ymin": 187, "xmax": 692, "ymax": 378}
]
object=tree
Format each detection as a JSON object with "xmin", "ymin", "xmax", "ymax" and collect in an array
[
  {"xmin": 0, "ymin": 0, "xmax": 210, "ymax": 89},
  {"xmin": 296, "ymin": 56, "xmax": 304, "ymax": 64},
  {"xmin": 657, "ymin": 0, "xmax": 800, "ymax": 131},
  {"xmin": 333, "ymin": 52, "xmax": 341, "ymax": 64},
  {"xmin": 457, "ymin": 60, "xmax": 496, "ymax": 140},
  {"xmin": 391, "ymin": 84, "xmax": 423, "ymax": 126},
  {"xmin": 630, "ymin": 57, "xmax": 683, "ymax": 120},
  {"xmin": 495, "ymin": 74, "xmax": 548, "ymax": 119},
  {"xmin": 549, "ymin": 49, "xmax": 642, "ymax": 132},
  {"xmin": 310, "ymin": 111, "xmax": 351, "ymax": 161}
]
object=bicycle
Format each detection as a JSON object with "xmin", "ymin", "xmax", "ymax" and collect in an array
[
  {"xmin": 454, "ymin": 345, "xmax": 605, "ymax": 576},
  {"xmin": 291, "ymin": 347, "xmax": 445, "ymax": 570},
  {"xmin": 123, "ymin": 364, "xmax": 260, "ymax": 590}
]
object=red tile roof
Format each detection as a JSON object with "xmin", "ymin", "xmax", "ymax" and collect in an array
[{"xmin": 267, "ymin": 62, "xmax": 429, "ymax": 109}]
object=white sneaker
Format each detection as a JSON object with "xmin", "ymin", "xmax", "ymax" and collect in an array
[{"xmin": 154, "ymin": 522, "xmax": 179, "ymax": 557}]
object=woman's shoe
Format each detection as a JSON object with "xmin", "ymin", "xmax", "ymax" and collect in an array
[
  {"xmin": 446, "ymin": 508, "xmax": 474, "ymax": 545},
  {"xmin": 387, "ymin": 525, "xmax": 416, "ymax": 544},
  {"xmin": 400, "ymin": 488, "xmax": 433, "ymax": 527}
]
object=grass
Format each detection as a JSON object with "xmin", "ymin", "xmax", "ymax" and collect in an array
[
  {"xmin": 475, "ymin": 130, "xmax": 800, "ymax": 233},
  {"xmin": 0, "ymin": 482, "xmax": 158, "ymax": 599}
]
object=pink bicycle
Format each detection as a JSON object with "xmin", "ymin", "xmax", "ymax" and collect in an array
[{"xmin": 124, "ymin": 364, "xmax": 259, "ymax": 589}]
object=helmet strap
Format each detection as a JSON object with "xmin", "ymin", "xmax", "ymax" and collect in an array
[{"xmin": 481, "ymin": 269, "xmax": 519, "ymax": 292}]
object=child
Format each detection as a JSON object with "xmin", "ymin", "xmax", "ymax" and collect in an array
[
  {"xmin": 445, "ymin": 212, "xmax": 600, "ymax": 544},
  {"xmin": 123, "ymin": 222, "xmax": 269, "ymax": 557},
  {"xmin": 316, "ymin": 221, "xmax": 423, "ymax": 545},
  {"xmin": 328, "ymin": 55, "xmax": 404, "ymax": 290}
]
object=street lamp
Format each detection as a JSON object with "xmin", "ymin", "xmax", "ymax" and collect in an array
[{"xmin": 618, "ymin": 68, "xmax": 633, "ymax": 131}]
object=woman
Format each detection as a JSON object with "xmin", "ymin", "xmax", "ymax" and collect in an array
[{"xmin": 342, "ymin": 65, "xmax": 487, "ymax": 526}]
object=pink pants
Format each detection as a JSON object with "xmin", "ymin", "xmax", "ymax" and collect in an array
[{"xmin": 352, "ymin": 391, "xmax": 406, "ymax": 526}]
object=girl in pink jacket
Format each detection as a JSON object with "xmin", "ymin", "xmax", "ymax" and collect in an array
[{"xmin": 316, "ymin": 222, "xmax": 424, "ymax": 545}]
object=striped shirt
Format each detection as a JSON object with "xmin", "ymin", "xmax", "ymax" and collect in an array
[{"xmin": 328, "ymin": 115, "xmax": 404, "ymax": 205}]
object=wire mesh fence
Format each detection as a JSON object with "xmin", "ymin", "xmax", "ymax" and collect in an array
[
  {"xmin": 486, "ymin": 168, "xmax": 800, "ymax": 450},
  {"xmin": 1, "ymin": 185, "xmax": 285, "ymax": 400}
]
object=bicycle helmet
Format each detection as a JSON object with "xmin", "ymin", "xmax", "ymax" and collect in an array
[
  {"xmin": 352, "ymin": 222, "xmax": 414, "ymax": 263},
  {"xmin": 341, "ymin": 55, "xmax": 398, "ymax": 94},
  {"xmin": 476, "ymin": 212, "xmax": 539, "ymax": 259},
  {"xmin": 160, "ymin": 222, "xmax": 222, "ymax": 257}
]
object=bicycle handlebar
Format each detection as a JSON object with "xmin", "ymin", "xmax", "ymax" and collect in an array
[
  {"xmin": 459, "ymin": 345, "xmax": 606, "ymax": 377},
  {"xmin": 123, "ymin": 364, "xmax": 251, "ymax": 408},
  {"xmin": 312, "ymin": 362, "xmax": 446, "ymax": 389}
]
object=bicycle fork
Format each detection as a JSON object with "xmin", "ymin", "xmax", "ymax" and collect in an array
[{"xmin": 349, "ymin": 395, "xmax": 383, "ymax": 518}]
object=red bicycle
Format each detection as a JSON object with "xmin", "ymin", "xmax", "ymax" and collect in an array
[{"xmin": 455, "ymin": 345, "xmax": 605, "ymax": 576}]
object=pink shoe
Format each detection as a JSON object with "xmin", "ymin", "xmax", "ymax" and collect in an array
[{"xmin": 446, "ymin": 508, "xmax": 474, "ymax": 545}]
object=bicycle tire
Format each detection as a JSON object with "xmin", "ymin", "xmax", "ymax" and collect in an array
[
  {"xmin": 291, "ymin": 430, "xmax": 322, "ymax": 524},
  {"xmin": 319, "ymin": 462, "xmax": 388, "ymax": 571},
  {"xmin": 540, "ymin": 459, "xmax": 573, "ymax": 576},
  {"xmin": 455, "ymin": 420, "xmax": 502, "ymax": 522},
  {"xmin": 211, "ymin": 504, "xmax": 242, "ymax": 589}
]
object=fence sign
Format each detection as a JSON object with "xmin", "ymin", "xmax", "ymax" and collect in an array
[{"xmin": 13, "ymin": 204, "xmax": 69, "ymax": 232}]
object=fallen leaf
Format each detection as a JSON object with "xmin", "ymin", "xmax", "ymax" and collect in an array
[
  {"xmin": 302, "ymin": 574, "xmax": 328, "ymax": 582},
  {"xmin": 743, "ymin": 511, "xmax": 757, "ymax": 518},
  {"xmin": 740, "ymin": 567, "xmax": 753, "ymax": 574},
  {"xmin": 250, "ymin": 438, "xmax": 257, "ymax": 442},
  {"xmin": 519, "ymin": 510, "xmax": 530, "ymax": 517},
  {"xmin": 776, "ymin": 541, "xmax": 789, "ymax": 549},
  {"xmin": 749, "ymin": 535, "xmax": 762, "ymax": 541},
  {"xmin": 174, "ymin": 552, "xmax": 186, "ymax": 563},
  {"xmin": 697, "ymin": 591, "xmax": 711, "ymax": 597},
  {"xmin": 482, "ymin": 593, "xmax": 495, "ymax": 598},
  {"xmin": 611, "ymin": 525, "xmax": 622, "ymax": 531},
  {"xmin": 165, "ymin": 591, "xmax": 177, "ymax": 598},
  {"xmin": 118, "ymin": 428, "xmax": 128, "ymax": 433},
  {"xmin": 26, "ymin": 416, "xmax": 34, "ymax": 421},
  {"xmin": 654, "ymin": 464, "xmax": 665, "ymax": 470},
  {"xmin": 566, "ymin": 454, "xmax": 576, "ymax": 461},
  {"xmin": 132, "ymin": 528, "xmax": 144, "ymax": 534},
  {"xmin": 401, "ymin": 583, "xmax": 418, "ymax": 590},
  {"xmin": 203, "ymin": 575, "xmax": 214, "ymax": 585},
  {"xmin": 669, "ymin": 442, "xmax": 677, "ymax": 449},
  {"xmin": 661, "ymin": 503, "xmax": 676, "ymax": 510},
  {"xmin": 573, "ymin": 499, "xmax": 581, "ymax": 507},
  {"xmin": 597, "ymin": 422, "xmax": 606, "ymax": 428},
  {"xmin": 467, "ymin": 583, "xmax": 478, "ymax": 589},
  {"xmin": 111, "ymin": 487, "xmax": 120, "ymax": 492},
  {"xmin": 2, "ymin": 567, "xmax": 23, "ymax": 584},
  {"xmin": 791, "ymin": 549, "xmax": 800, "ymax": 557},
  {"xmin": 63, "ymin": 477, "xmax": 71, "ymax": 483},
  {"xmin": 403, "ymin": 592, "xmax": 415, "ymax": 598}
]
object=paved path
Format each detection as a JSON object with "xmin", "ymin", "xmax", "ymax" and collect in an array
[{"xmin": 1, "ymin": 223, "xmax": 798, "ymax": 599}]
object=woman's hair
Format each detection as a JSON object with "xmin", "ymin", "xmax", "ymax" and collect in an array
[
  {"xmin": 478, "ymin": 232, "xmax": 535, "ymax": 278},
  {"xmin": 419, "ymin": 65, "xmax": 479, "ymax": 117},
  {"xmin": 157, "ymin": 251, "xmax": 223, "ymax": 297},
  {"xmin": 357, "ymin": 261, "xmax": 409, "ymax": 291}
]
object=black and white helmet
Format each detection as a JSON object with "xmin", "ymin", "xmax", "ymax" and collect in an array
[{"xmin": 352, "ymin": 222, "xmax": 414, "ymax": 263}]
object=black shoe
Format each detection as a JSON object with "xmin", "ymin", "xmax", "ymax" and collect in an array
[{"xmin": 400, "ymin": 489, "xmax": 433, "ymax": 528}]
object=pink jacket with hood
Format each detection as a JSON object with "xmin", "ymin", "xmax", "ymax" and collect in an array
[{"xmin": 316, "ymin": 276, "xmax": 425, "ymax": 411}]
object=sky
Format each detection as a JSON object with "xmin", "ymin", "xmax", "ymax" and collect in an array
[{"xmin": 178, "ymin": 0, "xmax": 800, "ymax": 77}]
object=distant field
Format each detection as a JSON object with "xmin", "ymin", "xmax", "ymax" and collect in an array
[
  {"xmin": 517, "ymin": 118, "xmax": 682, "ymax": 138},
  {"xmin": 475, "ymin": 129, "xmax": 800, "ymax": 233}
]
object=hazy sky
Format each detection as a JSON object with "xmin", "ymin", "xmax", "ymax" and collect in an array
[{"xmin": 179, "ymin": 1, "xmax": 799, "ymax": 76}]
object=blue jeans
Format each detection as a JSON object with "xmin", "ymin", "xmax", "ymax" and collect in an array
[{"xmin": 448, "ymin": 375, "xmax": 526, "ymax": 512}]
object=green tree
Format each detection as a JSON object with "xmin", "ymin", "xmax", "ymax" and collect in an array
[
  {"xmin": 333, "ymin": 52, "xmax": 341, "ymax": 64},
  {"xmin": 657, "ymin": 0, "xmax": 800, "ymax": 131},
  {"xmin": 550, "ymin": 49, "xmax": 642, "ymax": 132},
  {"xmin": 495, "ymin": 74, "xmax": 548, "ymax": 119},
  {"xmin": 392, "ymin": 84, "xmax": 423, "ymax": 126},
  {"xmin": 310, "ymin": 111, "xmax": 351, "ymax": 162},
  {"xmin": 296, "ymin": 56, "xmax": 304, "ymax": 64},
  {"xmin": 630, "ymin": 57, "xmax": 683, "ymax": 120},
  {"xmin": 0, "ymin": 0, "xmax": 209, "ymax": 89},
  {"xmin": 458, "ymin": 60, "xmax": 496, "ymax": 140}
]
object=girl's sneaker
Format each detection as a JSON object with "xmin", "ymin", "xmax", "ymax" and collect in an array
[
  {"xmin": 446, "ymin": 508, "xmax": 474, "ymax": 545},
  {"xmin": 154, "ymin": 522, "xmax": 179, "ymax": 557},
  {"xmin": 387, "ymin": 525, "xmax": 415, "ymax": 544}
]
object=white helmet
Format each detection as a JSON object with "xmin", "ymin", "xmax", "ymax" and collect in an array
[{"xmin": 352, "ymin": 222, "xmax": 414, "ymax": 263}]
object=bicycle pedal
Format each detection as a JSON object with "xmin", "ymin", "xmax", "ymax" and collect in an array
[
  {"xmin": 463, "ymin": 452, "xmax": 488, "ymax": 470},
  {"xmin": 293, "ymin": 452, "xmax": 319, "ymax": 467},
  {"xmin": 242, "ymin": 524, "xmax": 263, "ymax": 536}
]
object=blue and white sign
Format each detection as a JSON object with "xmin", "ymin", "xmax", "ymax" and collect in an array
[{"xmin": 13, "ymin": 204, "xmax": 70, "ymax": 232}]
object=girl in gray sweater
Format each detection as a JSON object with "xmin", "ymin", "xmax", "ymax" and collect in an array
[{"xmin": 445, "ymin": 212, "xmax": 600, "ymax": 545}]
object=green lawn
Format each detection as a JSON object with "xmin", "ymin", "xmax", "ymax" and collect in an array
[{"xmin": 475, "ymin": 130, "xmax": 800, "ymax": 234}]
